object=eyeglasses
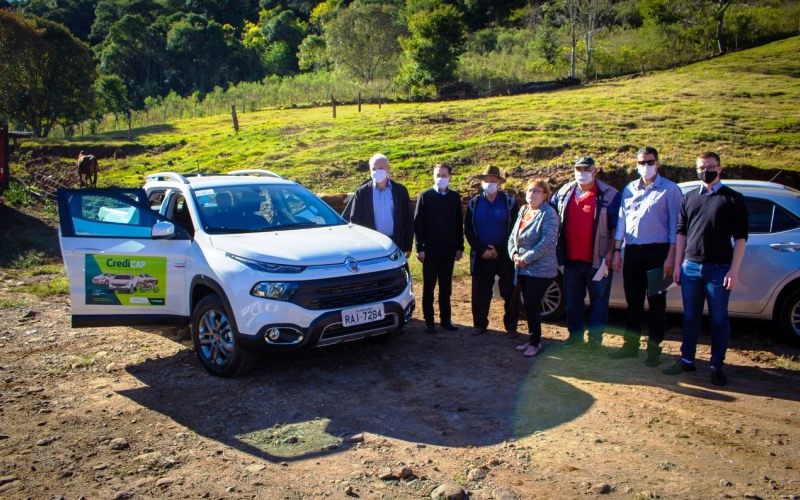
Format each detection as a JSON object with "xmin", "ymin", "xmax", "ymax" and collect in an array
[
  {"xmin": 574, "ymin": 166, "xmax": 592, "ymax": 172},
  {"xmin": 529, "ymin": 189, "xmax": 544, "ymax": 194},
  {"xmin": 637, "ymin": 160, "xmax": 657, "ymax": 166}
]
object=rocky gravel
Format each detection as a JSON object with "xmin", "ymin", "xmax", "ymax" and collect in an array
[{"xmin": 0, "ymin": 277, "xmax": 799, "ymax": 499}]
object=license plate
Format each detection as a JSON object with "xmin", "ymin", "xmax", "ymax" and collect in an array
[{"xmin": 341, "ymin": 303, "xmax": 385, "ymax": 327}]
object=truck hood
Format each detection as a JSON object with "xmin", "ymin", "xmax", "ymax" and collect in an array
[{"xmin": 209, "ymin": 224, "xmax": 397, "ymax": 266}]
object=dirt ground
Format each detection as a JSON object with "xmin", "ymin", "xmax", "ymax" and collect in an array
[{"xmin": 1, "ymin": 256, "xmax": 800, "ymax": 500}]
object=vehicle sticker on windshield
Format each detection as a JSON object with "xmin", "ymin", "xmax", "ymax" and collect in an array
[{"xmin": 84, "ymin": 255, "xmax": 167, "ymax": 306}]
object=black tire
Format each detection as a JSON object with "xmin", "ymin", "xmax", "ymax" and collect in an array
[
  {"xmin": 520, "ymin": 275, "xmax": 566, "ymax": 322},
  {"xmin": 191, "ymin": 294, "xmax": 259, "ymax": 377},
  {"xmin": 777, "ymin": 287, "xmax": 800, "ymax": 346},
  {"xmin": 152, "ymin": 285, "xmax": 159, "ymax": 293}
]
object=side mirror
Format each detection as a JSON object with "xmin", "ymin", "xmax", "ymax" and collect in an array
[{"xmin": 152, "ymin": 220, "xmax": 176, "ymax": 239}]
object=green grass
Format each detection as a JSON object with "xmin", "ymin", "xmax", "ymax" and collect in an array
[
  {"xmin": 16, "ymin": 36, "xmax": 800, "ymax": 195},
  {"xmin": 774, "ymin": 355, "xmax": 800, "ymax": 371},
  {"xmin": 20, "ymin": 275, "xmax": 70, "ymax": 298},
  {"xmin": 0, "ymin": 297, "xmax": 26, "ymax": 309}
]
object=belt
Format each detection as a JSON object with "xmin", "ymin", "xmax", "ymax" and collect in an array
[{"xmin": 627, "ymin": 242, "xmax": 669, "ymax": 248}]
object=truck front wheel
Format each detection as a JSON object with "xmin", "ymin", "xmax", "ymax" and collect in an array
[{"xmin": 191, "ymin": 294, "xmax": 259, "ymax": 377}]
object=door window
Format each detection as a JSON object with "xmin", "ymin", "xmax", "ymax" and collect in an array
[{"xmin": 60, "ymin": 190, "xmax": 159, "ymax": 238}]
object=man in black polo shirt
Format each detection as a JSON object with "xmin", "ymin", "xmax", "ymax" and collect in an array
[
  {"xmin": 414, "ymin": 163, "xmax": 464, "ymax": 333},
  {"xmin": 663, "ymin": 152, "xmax": 748, "ymax": 386}
]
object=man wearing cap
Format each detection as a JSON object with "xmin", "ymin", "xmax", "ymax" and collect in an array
[
  {"xmin": 465, "ymin": 166, "xmax": 521, "ymax": 337},
  {"xmin": 551, "ymin": 156, "xmax": 621, "ymax": 350},
  {"xmin": 345, "ymin": 153, "xmax": 414, "ymax": 256},
  {"xmin": 414, "ymin": 163, "xmax": 464, "ymax": 333},
  {"xmin": 610, "ymin": 147, "xmax": 683, "ymax": 367}
]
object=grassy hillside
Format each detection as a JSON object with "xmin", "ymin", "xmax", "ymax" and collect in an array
[{"xmin": 19, "ymin": 36, "xmax": 800, "ymax": 195}]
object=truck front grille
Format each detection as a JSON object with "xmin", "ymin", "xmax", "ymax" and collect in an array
[{"xmin": 290, "ymin": 266, "xmax": 408, "ymax": 310}]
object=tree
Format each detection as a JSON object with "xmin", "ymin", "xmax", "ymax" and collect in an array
[
  {"xmin": 579, "ymin": 0, "xmax": 610, "ymax": 72},
  {"xmin": 712, "ymin": 0, "xmax": 737, "ymax": 54},
  {"xmin": 324, "ymin": 2, "xmax": 405, "ymax": 85},
  {"xmin": 400, "ymin": 3, "xmax": 467, "ymax": 88},
  {"xmin": 94, "ymin": 74, "xmax": 129, "ymax": 119},
  {"xmin": 297, "ymin": 34, "xmax": 328, "ymax": 71},
  {"xmin": 166, "ymin": 14, "xmax": 230, "ymax": 93},
  {"xmin": 0, "ymin": 11, "xmax": 96, "ymax": 137},
  {"xmin": 22, "ymin": 0, "xmax": 98, "ymax": 42},
  {"xmin": 96, "ymin": 13, "xmax": 166, "ymax": 107}
]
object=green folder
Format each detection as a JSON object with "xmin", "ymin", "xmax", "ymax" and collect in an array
[{"xmin": 647, "ymin": 267, "xmax": 675, "ymax": 297}]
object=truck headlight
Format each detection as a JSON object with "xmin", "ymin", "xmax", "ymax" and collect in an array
[
  {"xmin": 388, "ymin": 247, "xmax": 402, "ymax": 261},
  {"xmin": 227, "ymin": 252, "xmax": 305, "ymax": 273},
  {"xmin": 251, "ymin": 281, "xmax": 300, "ymax": 301}
]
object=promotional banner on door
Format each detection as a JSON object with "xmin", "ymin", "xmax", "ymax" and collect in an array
[{"xmin": 84, "ymin": 255, "xmax": 167, "ymax": 306}]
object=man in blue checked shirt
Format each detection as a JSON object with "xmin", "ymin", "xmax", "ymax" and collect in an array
[{"xmin": 610, "ymin": 147, "xmax": 683, "ymax": 367}]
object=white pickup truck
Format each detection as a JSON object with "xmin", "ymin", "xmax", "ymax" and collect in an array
[{"xmin": 56, "ymin": 171, "xmax": 415, "ymax": 376}]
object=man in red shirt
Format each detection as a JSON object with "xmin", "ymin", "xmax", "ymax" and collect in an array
[{"xmin": 551, "ymin": 157, "xmax": 621, "ymax": 349}]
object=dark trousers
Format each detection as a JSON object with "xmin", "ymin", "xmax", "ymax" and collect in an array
[
  {"xmin": 421, "ymin": 246, "xmax": 457, "ymax": 324},
  {"xmin": 622, "ymin": 243, "xmax": 670, "ymax": 350},
  {"xmin": 564, "ymin": 259, "xmax": 613, "ymax": 342},
  {"xmin": 520, "ymin": 275, "xmax": 553, "ymax": 345},
  {"xmin": 471, "ymin": 254, "xmax": 519, "ymax": 331}
]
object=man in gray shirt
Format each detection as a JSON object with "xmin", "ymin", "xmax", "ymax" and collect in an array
[{"xmin": 610, "ymin": 147, "xmax": 683, "ymax": 367}]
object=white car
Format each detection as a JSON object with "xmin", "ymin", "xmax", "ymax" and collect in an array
[
  {"xmin": 56, "ymin": 170, "xmax": 415, "ymax": 376},
  {"xmin": 538, "ymin": 180, "xmax": 800, "ymax": 345}
]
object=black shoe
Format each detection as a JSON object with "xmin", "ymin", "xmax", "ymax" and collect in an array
[
  {"xmin": 609, "ymin": 346, "xmax": 639, "ymax": 359},
  {"xmin": 662, "ymin": 359, "xmax": 696, "ymax": 375},
  {"xmin": 710, "ymin": 366, "xmax": 727, "ymax": 386},
  {"xmin": 644, "ymin": 351, "xmax": 662, "ymax": 367},
  {"xmin": 440, "ymin": 322, "xmax": 459, "ymax": 331},
  {"xmin": 425, "ymin": 322, "xmax": 437, "ymax": 333},
  {"xmin": 561, "ymin": 336, "xmax": 584, "ymax": 348}
]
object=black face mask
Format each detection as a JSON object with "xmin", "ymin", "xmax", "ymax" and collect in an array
[{"xmin": 698, "ymin": 169, "xmax": 718, "ymax": 183}]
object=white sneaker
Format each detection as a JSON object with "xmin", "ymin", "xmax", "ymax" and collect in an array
[
  {"xmin": 524, "ymin": 344, "xmax": 541, "ymax": 357},
  {"xmin": 515, "ymin": 343, "xmax": 529, "ymax": 351}
]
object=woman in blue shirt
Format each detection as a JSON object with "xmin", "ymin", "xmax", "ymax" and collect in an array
[{"xmin": 508, "ymin": 178, "xmax": 560, "ymax": 356}]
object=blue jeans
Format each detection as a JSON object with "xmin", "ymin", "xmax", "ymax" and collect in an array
[
  {"xmin": 680, "ymin": 260, "xmax": 731, "ymax": 368},
  {"xmin": 564, "ymin": 260, "xmax": 613, "ymax": 343}
]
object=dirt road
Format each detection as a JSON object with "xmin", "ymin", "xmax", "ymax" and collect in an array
[{"xmin": 1, "ymin": 274, "xmax": 799, "ymax": 499}]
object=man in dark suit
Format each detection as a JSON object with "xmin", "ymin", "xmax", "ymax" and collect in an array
[{"xmin": 345, "ymin": 153, "xmax": 414, "ymax": 256}]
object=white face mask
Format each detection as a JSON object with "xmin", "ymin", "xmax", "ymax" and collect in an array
[
  {"xmin": 434, "ymin": 177, "xmax": 450, "ymax": 190},
  {"xmin": 637, "ymin": 164, "xmax": 657, "ymax": 180},
  {"xmin": 575, "ymin": 171, "xmax": 593, "ymax": 185},
  {"xmin": 526, "ymin": 192, "xmax": 544, "ymax": 205},
  {"xmin": 371, "ymin": 169, "xmax": 388, "ymax": 184},
  {"xmin": 481, "ymin": 181, "xmax": 498, "ymax": 195}
]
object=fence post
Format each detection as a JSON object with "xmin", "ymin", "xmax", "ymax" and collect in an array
[
  {"xmin": 378, "ymin": 92, "xmax": 382, "ymax": 109},
  {"xmin": 231, "ymin": 104, "xmax": 239, "ymax": 133},
  {"xmin": 332, "ymin": 95, "xmax": 336, "ymax": 118},
  {"xmin": 358, "ymin": 92, "xmax": 361, "ymax": 113}
]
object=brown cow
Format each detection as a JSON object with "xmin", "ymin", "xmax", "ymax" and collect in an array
[{"xmin": 76, "ymin": 151, "xmax": 99, "ymax": 188}]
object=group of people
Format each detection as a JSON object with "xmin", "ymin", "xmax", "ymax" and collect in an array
[{"xmin": 344, "ymin": 149, "xmax": 748, "ymax": 387}]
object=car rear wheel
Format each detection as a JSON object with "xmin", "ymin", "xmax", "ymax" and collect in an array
[
  {"xmin": 191, "ymin": 294, "xmax": 259, "ymax": 377},
  {"xmin": 777, "ymin": 287, "xmax": 800, "ymax": 346},
  {"xmin": 519, "ymin": 275, "xmax": 566, "ymax": 322}
]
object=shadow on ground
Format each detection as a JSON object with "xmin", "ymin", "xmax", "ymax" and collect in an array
[
  {"xmin": 118, "ymin": 315, "xmax": 800, "ymax": 464},
  {"xmin": 0, "ymin": 203, "xmax": 60, "ymax": 266}
]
